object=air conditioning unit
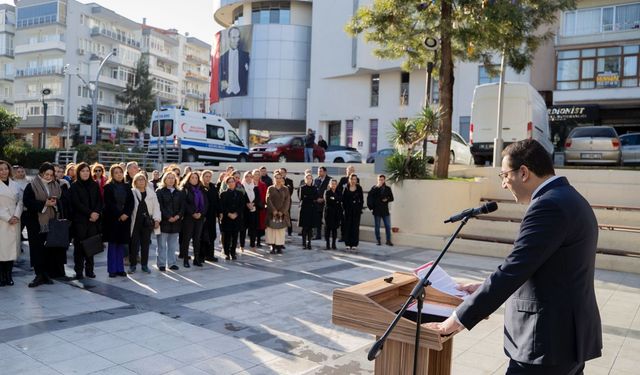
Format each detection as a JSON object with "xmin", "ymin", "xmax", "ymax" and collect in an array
[{"xmin": 77, "ymin": 48, "xmax": 85, "ymax": 55}]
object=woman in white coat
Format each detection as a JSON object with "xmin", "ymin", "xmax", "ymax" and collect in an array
[
  {"xmin": 129, "ymin": 172, "xmax": 161, "ymax": 274},
  {"xmin": 0, "ymin": 160, "xmax": 23, "ymax": 286}
]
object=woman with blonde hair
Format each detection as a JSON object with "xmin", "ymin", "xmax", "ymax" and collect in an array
[
  {"xmin": 156, "ymin": 171, "xmax": 184, "ymax": 271},
  {"xmin": 265, "ymin": 172, "xmax": 290, "ymax": 254},
  {"xmin": 103, "ymin": 164, "xmax": 134, "ymax": 277},
  {"xmin": 0, "ymin": 160, "xmax": 23, "ymax": 286},
  {"xmin": 129, "ymin": 172, "xmax": 161, "ymax": 274}
]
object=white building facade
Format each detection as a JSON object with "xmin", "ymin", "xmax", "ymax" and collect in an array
[{"xmin": 0, "ymin": 4, "xmax": 15, "ymax": 113}]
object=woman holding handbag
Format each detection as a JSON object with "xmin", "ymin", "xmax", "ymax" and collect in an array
[
  {"xmin": 103, "ymin": 164, "xmax": 134, "ymax": 277},
  {"xmin": 240, "ymin": 171, "xmax": 260, "ymax": 252},
  {"xmin": 0, "ymin": 160, "xmax": 23, "ymax": 286},
  {"xmin": 265, "ymin": 172, "xmax": 291, "ymax": 254},
  {"xmin": 70, "ymin": 162, "xmax": 103, "ymax": 279},
  {"xmin": 22, "ymin": 163, "xmax": 61, "ymax": 287},
  {"xmin": 129, "ymin": 172, "xmax": 161, "ymax": 274},
  {"xmin": 298, "ymin": 174, "xmax": 318, "ymax": 250},
  {"xmin": 179, "ymin": 171, "xmax": 208, "ymax": 268}
]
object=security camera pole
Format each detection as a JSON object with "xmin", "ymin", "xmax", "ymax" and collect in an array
[
  {"xmin": 91, "ymin": 48, "xmax": 117, "ymax": 145},
  {"xmin": 41, "ymin": 88, "xmax": 51, "ymax": 149}
]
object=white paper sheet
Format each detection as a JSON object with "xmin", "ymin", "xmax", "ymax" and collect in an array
[{"xmin": 407, "ymin": 261, "xmax": 469, "ymax": 317}]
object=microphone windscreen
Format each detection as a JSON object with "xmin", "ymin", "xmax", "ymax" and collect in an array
[{"xmin": 483, "ymin": 201, "xmax": 498, "ymax": 214}]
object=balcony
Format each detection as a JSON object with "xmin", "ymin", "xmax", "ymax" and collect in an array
[
  {"xmin": 184, "ymin": 88, "xmax": 207, "ymax": 99},
  {"xmin": 0, "ymin": 49, "xmax": 13, "ymax": 58},
  {"xmin": 91, "ymin": 27, "xmax": 141, "ymax": 49},
  {"xmin": 98, "ymin": 75, "xmax": 127, "ymax": 89},
  {"xmin": 13, "ymin": 93, "xmax": 65, "ymax": 102},
  {"xmin": 553, "ymin": 86, "xmax": 640, "ymax": 105},
  {"xmin": 156, "ymin": 90, "xmax": 178, "ymax": 103},
  {"xmin": 186, "ymin": 54, "xmax": 209, "ymax": 65},
  {"xmin": 17, "ymin": 15, "xmax": 62, "ymax": 29},
  {"xmin": 15, "ymin": 66, "xmax": 65, "ymax": 78},
  {"xmin": 149, "ymin": 66, "xmax": 179, "ymax": 82},
  {"xmin": 15, "ymin": 38, "xmax": 66, "ymax": 55},
  {"xmin": 185, "ymin": 71, "xmax": 209, "ymax": 82},
  {"xmin": 0, "ymin": 72, "xmax": 14, "ymax": 81},
  {"xmin": 0, "ymin": 23, "xmax": 15, "ymax": 34}
]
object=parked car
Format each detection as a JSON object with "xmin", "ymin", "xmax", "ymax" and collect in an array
[
  {"xmin": 564, "ymin": 126, "xmax": 621, "ymax": 166},
  {"xmin": 325, "ymin": 145, "xmax": 362, "ymax": 163},
  {"xmin": 620, "ymin": 133, "xmax": 640, "ymax": 165},
  {"xmin": 366, "ymin": 148, "xmax": 394, "ymax": 163},
  {"xmin": 249, "ymin": 135, "xmax": 325, "ymax": 162},
  {"xmin": 425, "ymin": 131, "xmax": 474, "ymax": 165}
]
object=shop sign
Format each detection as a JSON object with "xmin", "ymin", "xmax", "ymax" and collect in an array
[
  {"xmin": 596, "ymin": 72, "xmax": 620, "ymax": 88},
  {"xmin": 548, "ymin": 105, "xmax": 599, "ymax": 122}
]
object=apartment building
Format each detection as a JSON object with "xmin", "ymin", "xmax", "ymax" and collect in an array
[
  {"xmin": 10, "ymin": 0, "xmax": 211, "ymax": 148},
  {"xmin": 552, "ymin": 0, "xmax": 640, "ymax": 146},
  {"xmin": 0, "ymin": 4, "xmax": 15, "ymax": 113}
]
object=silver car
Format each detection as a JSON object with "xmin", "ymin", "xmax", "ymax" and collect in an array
[
  {"xmin": 564, "ymin": 126, "xmax": 621, "ymax": 166},
  {"xmin": 620, "ymin": 133, "xmax": 640, "ymax": 165}
]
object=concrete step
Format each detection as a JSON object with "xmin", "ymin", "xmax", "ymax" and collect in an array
[{"xmin": 357, "ymin": 227, "xmax": 640, "ymax": 274}]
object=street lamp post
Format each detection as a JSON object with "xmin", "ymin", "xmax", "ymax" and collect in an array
[
  {"xmin": 492, "ymin": 51, "xmax": 507, "ymax": 167},
  {"xmin": 63, "ymin": 64, "xmax": 72, "ymax": 150},
  {"xmin": 41, "ymin": 88, "xmax": 51, "ymax": 149},
  {"xmin": 91, "ymin": 49, "xmax": 117, "ymax": 145}
]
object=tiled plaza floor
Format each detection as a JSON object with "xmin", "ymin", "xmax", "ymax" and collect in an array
[{"xmin": 1, "ymin": 237, "xmax": 639, "ymax": 374}]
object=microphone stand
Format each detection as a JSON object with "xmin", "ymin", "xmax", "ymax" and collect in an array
[{"xmin": 367, "ymin": 216, "xmax": 471, "ymax": 375}]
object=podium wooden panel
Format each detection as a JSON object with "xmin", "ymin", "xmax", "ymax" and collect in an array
[{"xmin": 332, "ymin": 272, "xmax": 463, "ymax": 375}]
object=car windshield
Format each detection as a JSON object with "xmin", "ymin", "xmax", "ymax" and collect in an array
[
  {"xmin": 570, "ymin": 127, "xmax": 618, "ymax": 138},
  {"xmin": 267, "ymin": 136, "xmax": 294, "ymax": 145},
  {"xmin": 327, "ymin": 146, "xmax": 346, "ymax": 151}
]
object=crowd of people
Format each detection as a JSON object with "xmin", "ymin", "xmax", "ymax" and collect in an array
[{"xmin": 0, "ymin": 160, "xmax": 395, "ymax": 289}]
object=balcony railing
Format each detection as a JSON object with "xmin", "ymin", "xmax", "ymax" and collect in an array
[
  {"xmin": 184, "ymin": 88, "xmax": 207, "ymax": 98},
  {"xmin": 17, "ymin": 15, "xmax": 60, "ymax": 29},
  {"xmin": 185, "ymin": 71, "xmax": 209, "ymax": 82},
  {"xmin": 0, "ymin": 49, "xmax": 13, "ymax": 57},
  {"xmin": 91, "ymin": 27, "xmax": 141, "ymax": 48},
  {"xmin": 15, "ymin": 66, "xmax": 64, "ymax": 78},
  {"xmin": 186, "ymin": 54, "xmax": 209, "ymax": 65}
]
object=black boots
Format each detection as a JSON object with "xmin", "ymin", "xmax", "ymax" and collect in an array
[{"xmin": 0, "ymin": 262, "xmax": 14, "ymax": 286}]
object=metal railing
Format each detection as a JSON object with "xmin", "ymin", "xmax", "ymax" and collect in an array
[{"xmin": 55, "ymin": 150, "xmax": 78, "ymax": 165}]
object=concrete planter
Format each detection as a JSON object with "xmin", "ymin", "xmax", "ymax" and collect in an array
[{"xmin": 390, "ymin": 179, "xmax": 481, "ymax": 237}]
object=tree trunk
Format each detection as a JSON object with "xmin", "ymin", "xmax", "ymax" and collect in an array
[{"xmin": 434, "ymin": 0, "xmax": 454, "ymax": 179}]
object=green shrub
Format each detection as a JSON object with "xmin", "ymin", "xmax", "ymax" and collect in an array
[
  {"xmin": 385, "ymin": 151, "xmax": 429, "ymax": 183},
  {"xmin": 2, "ymin": 139, "xmax": 57, "ymax": 168},
  {"xmin": 75, "ymin": 142, "xmax": 129, "ymax": 164}
]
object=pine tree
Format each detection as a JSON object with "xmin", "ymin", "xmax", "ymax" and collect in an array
[
  {"xmin": 347, "ymin": 0, "xmax": 575, "ymax": 178},
  {"xmin": 117, "ymin": 58, "xmax": 156, "ymax": 132}
]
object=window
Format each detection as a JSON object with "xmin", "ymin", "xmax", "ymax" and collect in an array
[
  {"xmin": 400, "ymin": 72, "xmax": 410, "ymax": 105},
  {"xmin": 563, "ymin": 3, "xmax": 640, "ymax": 36},
  {"xmin": 369, "ymin": 119, "xmax": 378, "ymax": 154},
  {"xmin": 232, "ymin": 8, "xmax": 243, "ymax": 25},
  {"xmin": 291, "ymin": 138, "xmax": 303, "ymax": 147},
  {"xmin": 251, "ymin": 2, "xmax": 290, "ymax": 25},
  {"xmin": 556, "ymin": 46, "xmax": 640, "ymax": 90},
  {"xmin": 345, "ymin": 120, "xmax": 353, "ymax": 148},
  {"xmin": 478, "ymin": 65, "xmax": 500, "ymax": 85},
  {"xmin": 370, "ymin": 74, "xmax": 379, "ymax": 107},
  {"xmin": 151, "ymin": 120, "xmax": 174, "ymax": 137},
  {"xmin": 228, "ymin": 130, "xmax": 244, "ymax": 146},
  {"xmin": 16, "ymin": 2, "xmax": 58, "ymax": 28},
  {"xmin": 206, "ymin": 125, "xmax": 225, "ymax": 140}
]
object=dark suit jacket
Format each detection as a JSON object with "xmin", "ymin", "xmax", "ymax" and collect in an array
[
  {"xmin": 456, "ymin": 177, "xmax": 602, "ymax": 366},
  {"xmin": 314, "ymin": 175, "xmax": 331, "ymax": 212},
  {"xmin": 219, "ymin": 48, "xmax": 249, "ymax": 97}
]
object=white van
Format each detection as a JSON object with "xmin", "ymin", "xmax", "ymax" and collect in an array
[
  {"xmin": 469, "ymin": 82, "xmax": 553, "ymax": 165},
  {"xmin": 148, "ymin": 109, "xmax": 249, "ymax": 163}
]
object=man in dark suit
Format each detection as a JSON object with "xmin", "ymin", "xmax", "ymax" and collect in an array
[
  {"xmin": 220, "ymin": 26, "xmax": 249, "ymax": 98},
  {"xmin": 313, "ymin": 166, "xmax": 331, "ymax": 240},
  {"xmin": 427, "ymin": 139, "xmax": 602, "ymax": 374}
]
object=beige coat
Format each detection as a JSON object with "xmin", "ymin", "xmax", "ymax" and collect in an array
[
  {"xmin": 0, "ymin": 181, "xmax": 23, "ymax": 261},
  {"xmin": 130, "ymin": 186, "xmax": 161, "ymax": 235},
  {"xmin": 266, "ymin": 185, "xmax": 291, "ymax": 227}
]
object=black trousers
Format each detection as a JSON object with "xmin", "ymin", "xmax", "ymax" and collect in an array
[
  {"xmin": 507, "ymin": 360, "xmax": 585, "ymax": 375},
  {"xmin": 301, "ymin": 226, "xmax": 313, "ymax": 246},
  {"xmin": 315, "ymin": 206, "xmax": 324, "ymax": 238},
  {"xmin": 325, "ymin": 227, "xmax": 337, "ymax": 245},
  {"xmin": 26, "ymin": 227, "xmax": 54, "ymax": 278},
  {"xmin": 343, "ymin": 213, "xmax": 361, "ymax": 247},
  {"xmin": 130, "ymin": 222, "xmax": 152, "ymax": 267},
  {"xmin": 201, "ymin": 216, "xmax": 217, "ymax": 259},
  {"xmin": 73, "ymin": 222, "xmax": 99, "ymax": 276},
  {"xmin": 223, "ymin": 230, "xmax": 238, "ymax": 257},
  {"xmin": 181, "ymin": 216, "xmax": 204, "ymax": 261}
]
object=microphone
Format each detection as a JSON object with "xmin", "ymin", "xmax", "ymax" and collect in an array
[{"xmin": 444, "ymin": 201, "xmax": 498, "ymax": 223}]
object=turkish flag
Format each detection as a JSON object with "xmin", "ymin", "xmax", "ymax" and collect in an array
[{"xmin": 210, "ymin": 31, "xmax": 221, "ymax": 104}]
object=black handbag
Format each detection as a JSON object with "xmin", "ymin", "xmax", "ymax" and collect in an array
[
  {"xmin": 135, "ymin": 194, "xmax": 155, "ymax": 229},
  {"xmin": 81, "ymin": 234, "xmax": 104, "ymax": 257},
  {"xmin": 45, "ymin": 219, "xmax": 71, "ymax": 248}
]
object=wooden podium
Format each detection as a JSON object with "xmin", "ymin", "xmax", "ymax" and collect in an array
[{"xmin": 332, "ymin": 272, "xmax": 463, "ymax": 375}]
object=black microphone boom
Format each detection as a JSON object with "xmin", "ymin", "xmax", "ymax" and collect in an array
[{"xmin": 444, "ymin": 201, "xmax": 498, "ymax": 223}]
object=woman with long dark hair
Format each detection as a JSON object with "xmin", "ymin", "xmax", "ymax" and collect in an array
[
  {"xmin": 103, "ymin": 164, "xmax": 134, "ymax": 277},
  {"xmin": 219, "ymin": 176, "xmax": 245, "ymax": 260},
  {"xmin": 298, "ymin": 174, "xmax": 318, "ymax": 250},
  {"xmin": 200, "ymin": 170, "xmax": 219, "ymax": 262},
  {"xmin": 323, "ymin": 179, "xmax": 341, "ymax": 250},
  {"xmin": 70, "ymin": 162, "xmax": 103, "ymax": 279},
  {"xmin": 92, "ymin": 163, "xmax": 107, "ymax": 201},
  {"xmin": 22, "ymin": 163, "xmax": 60, "ymax": 287},
  {"xmin": 341, "ymin": 174, "xmax": 364, "ymax": 251},
  {"xmin": 0, "ymin": 160, "xmax": 22, "ymax": 286},
  {"xmin": 180, "ymin": 171, "xmax": 208, "ymax": 267}
]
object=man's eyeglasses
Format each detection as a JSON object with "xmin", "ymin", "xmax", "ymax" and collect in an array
[{"xmin": 498, "ymin": 167, "xmax": 519, "ymax": 180}]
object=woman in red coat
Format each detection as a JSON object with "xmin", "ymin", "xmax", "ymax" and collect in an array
[{"xmin": 253, "ymin": 169, "xmax": 268, "ymax": 248}]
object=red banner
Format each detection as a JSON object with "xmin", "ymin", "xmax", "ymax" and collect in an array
[{"xmin": 210, "ymin": 31, "xmax": 221, "ymax": 104}]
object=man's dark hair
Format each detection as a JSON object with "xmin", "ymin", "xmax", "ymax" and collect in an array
[
  {"xmin": 228, "ymin": 26, "xmax": 240, "ymax": 37},
  {"xmin": 502, "ymin": 139, "xmax": 554, "ymax": 178},
  {"xmin": 378, "ymin": 174, "xmax": 386, "ymax": 179},
  {"xmin": 318, "ymin": 166, "xmax": 327, "ymax": 172}
]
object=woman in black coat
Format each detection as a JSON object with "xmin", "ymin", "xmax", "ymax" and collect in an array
[
  {"xmin": 69, "ymin": 162, "xmax": 103, "ymax": 279},
  {"xmin": 23, "ymin": 163, "xmax": 62, "ymax": 287},
  {"xmin": 219, "ymin": 176, "xmax": 245, "ymax": 260},
  {"xmin": 298, "ymin": 174, "xmax": 318, "ymax": 250},
  {"xmin": 341, "ymin": 174, "xmax": 364, "ymax": 251},
  {"xmin": 180, "ymin": 171, "xmax": 208, "ymax": 267},
  {"xmin": 323, "ymin": 179, "xmax": 342, "ymax": 250},
  {"xmin": 156, "ymin": 171, "xmax": 185, "ymax": 271},
  {"xmin": 103, "ymin": 164, "xmax": 134, "ymax": 277},
  {"xmin": 240, "ymin": 171, "xmax": 260, "ymax": 251},
  {"xmin": 200, "ymin": 170, "xmax": 219, "ymax": 262}
]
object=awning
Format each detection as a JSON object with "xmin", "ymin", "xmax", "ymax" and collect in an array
[{"xmin": 98, "ymin": 124, "xmax": 140, "ymax": 133}]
